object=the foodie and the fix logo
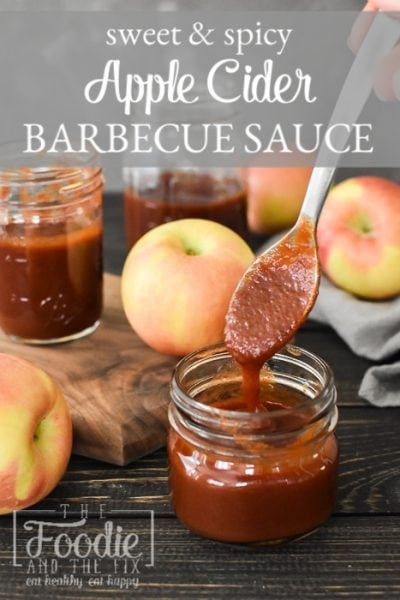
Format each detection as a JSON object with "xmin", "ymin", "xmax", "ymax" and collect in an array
[{"xmin": 12, "ymin": 505, "xmax": 155, "ymax": 591}]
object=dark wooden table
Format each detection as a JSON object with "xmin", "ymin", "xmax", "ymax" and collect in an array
[{"xmin": 0, "ymin": 193, "xmax": 399, "ymax": 599}]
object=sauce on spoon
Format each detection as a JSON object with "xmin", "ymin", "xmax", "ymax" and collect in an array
[{"xmin": 224, "ymin": 215, "xmax": 319, "ymax": 410}]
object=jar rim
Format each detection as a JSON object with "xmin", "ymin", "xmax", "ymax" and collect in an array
[
  {"xmin": 170, "ymin": 342, "xmax": 337, "ymax": 456},
  {"xmin": 171, "ymin": 342, "xmax": 336, "ymax": 423},
  {"xmin": 0, "ymin": 141, "xmax": 103, "ymax": 209}
]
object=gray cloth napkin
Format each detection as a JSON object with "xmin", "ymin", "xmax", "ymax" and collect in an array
[
  {"xmin": 311, "ymin": 277, "xmax": 400, "ymax": 406},
  {"xmin": 259, "ymin": 237, "xmax": 400, "ymax": 406}
]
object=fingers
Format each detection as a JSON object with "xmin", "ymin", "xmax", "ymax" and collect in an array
[
  {"xmin": 349, "ymin": 0, "xmax": 400, "ymax": 53},
  {"xmin": 368, "ymin": 0, "xmax": 400, "ymax": 8},
  {"xmin": 348, "ymin": 8, "xmax": 376, "ymax": 53},
  {"xmin": 363, "ymin": 1, "xmax": 380, "ymax": 10},
  {"xmin": 374, "ymin": 42, "xmax": 400, "ymax": 99},
  {"xmin": 349, "ymin": 2, "xmax": 400, "ymax": 101}
]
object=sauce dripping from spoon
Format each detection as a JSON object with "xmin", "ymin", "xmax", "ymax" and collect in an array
[
  {"xmin": 225, "ymin": 13, "xmax": 400, "ymax": 411},
  {"xmin": 224, "ymin": 216, "xmax": 318, "ymax": 411}
]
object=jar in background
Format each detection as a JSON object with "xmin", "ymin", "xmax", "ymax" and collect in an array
[
  {"xmin": 123, "ymin": 96, "xmax": 248, "ymax": 248},
  {"xmin": 0, "ymin": 144, "xmax": 104, "ymax": 344},
  {"xmin": 123, "ymin": 167, "xmax": 247, "ymax": 249},
  {"xmin": 168, "ymin": 343, "xmax": 339, "ymax": 546}
]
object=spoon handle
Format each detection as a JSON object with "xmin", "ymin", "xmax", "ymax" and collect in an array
[
  {"xmin": 300, "ymin": 166, "xmax": 335, "ymax": 223},
  {"xmin": 300, "ymin": 12, "xmax": 400, "ymax": 224}
]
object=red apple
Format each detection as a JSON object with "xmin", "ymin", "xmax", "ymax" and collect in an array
[
  {"xmin": 121, "ymin": 218, "xmax": 254, "ymax": 356},
  {"xmin": 317, "ymin": 176, "xmax": 400, "ymax": 299},
  {"xmin": 245, "ymin": 167, "xmax": 312, "ymax": 235},
  {"xmin": 0, "ymin": 354, "xmax": 72, "ymax": 515}
]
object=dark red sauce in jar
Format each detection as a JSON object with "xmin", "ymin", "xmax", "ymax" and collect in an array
[
  {"xmin": 0, "ymin": 221, "xmax": 102, "ymax": 341},
  {"xmin": 0, "ymin": 161, "xmax": 103, "ymax": 343},
  {"xmin": 168, "ymin": 214, "xmax": 338, "ymax": 545},
  {"xmin": 168, "ymin": 349, "xmax": 338, "ymax": 545},
  {"xmin": 124, "ymin": 170, "xmax": 247, "ymax": 248}
]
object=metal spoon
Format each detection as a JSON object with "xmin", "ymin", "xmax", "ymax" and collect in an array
[{"xmin": 225, "ymin": 12, "xmax": 400, "ymax": 367}]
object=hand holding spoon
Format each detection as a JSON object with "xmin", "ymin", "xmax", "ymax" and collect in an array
[{"xmin": 225, "ymin": 13, "xmax": 400, "ymax": 407}]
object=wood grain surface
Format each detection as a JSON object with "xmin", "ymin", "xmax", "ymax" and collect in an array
[
  {"xmin": 1, "ymin": 516, "xmax": 400, "ymax": 599},
  {"xmin": 0, "ymin": 273, "xmax": 177, "ymax": 466}
]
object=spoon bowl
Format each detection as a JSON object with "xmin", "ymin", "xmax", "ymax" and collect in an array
[{"xmin": 225, "ymin": 215, "xmax": 319, "ymax": 367}]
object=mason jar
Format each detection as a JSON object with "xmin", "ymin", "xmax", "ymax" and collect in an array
[
  {"xmin": 123, "ymin": 166, "xmax": 247, "ymax": 249},
  {"xmin": 168, "ymin": 343, "xmax": 339, "ymax": 546},
  {"xmin": 123, "ymin": 96, "xmax": 247, "ymax": 249},
  {"xmin": 0, "ymin": 143, "xmax": 104, "ymax": 344}
]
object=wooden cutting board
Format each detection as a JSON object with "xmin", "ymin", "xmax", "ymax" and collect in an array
[{"xmin": 0, "ymin": 274, "xmax": 178, "ymax": 466}]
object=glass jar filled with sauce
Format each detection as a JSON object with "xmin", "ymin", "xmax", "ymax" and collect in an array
[
  {"xmin": 123, "ymin": 97, "xmax": 247, "ymax": 248},
  {"xmin": 168, "ymin": 343, "xmax": 339, "ymax": 546},
  {"xmin": 0, "ymin": 144, "xmax": 104, "ymax": 344},
  {"xmin": 124, "ymin": 167, "xmax": 247, "ymax": 249}
]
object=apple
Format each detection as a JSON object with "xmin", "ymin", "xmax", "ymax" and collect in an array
[
  {"xmin": 245, "ymin": 167, "xmax": 312, "ymax": 235},
  {"xmin": 0, "ymin": 354, "xmax": 72, "ymax": 515},
  {"xmin": 121, "ymin": 218, "xmax": 254, "ymax": 356},
  {"xmin": 317, "ymin": 176, "xmax": 400, "ymax": 300}
]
